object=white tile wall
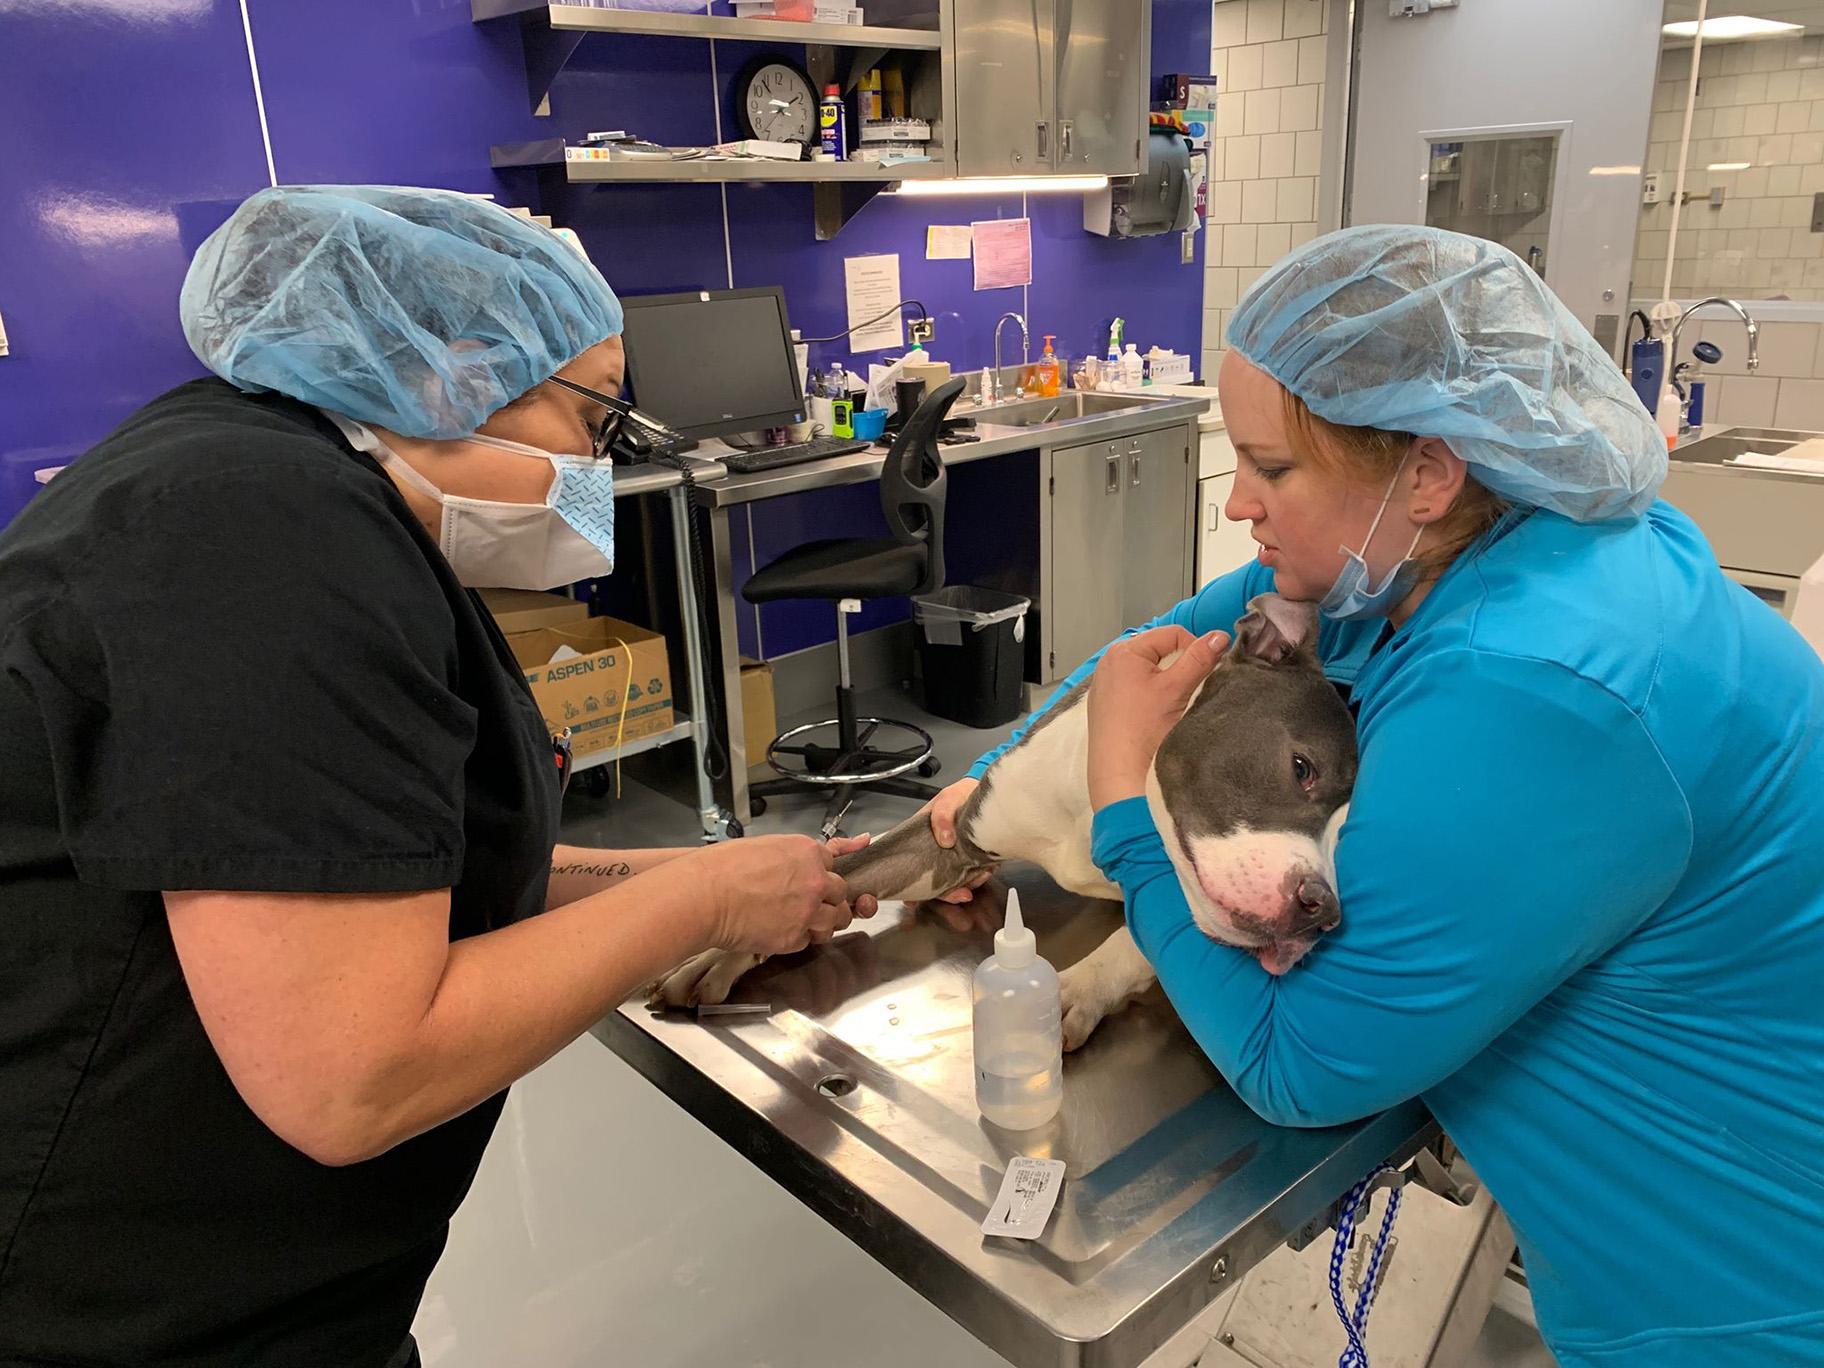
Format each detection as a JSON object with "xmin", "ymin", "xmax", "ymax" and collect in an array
[
  {"xmin": 1204, "ymin": 0, "xmax": 1328, "ymax": 380},
  {"xmin": 1665, "ymin": 316, "xmax": 1824, "ymax": 427},
  {"xmin": 1243, "ymin": 177, "xmax": 1278, "ymax": 222},
  {"xmin": 1637, "ymin": 32, "xmax": 1824, "ymax": 301},
  {"xmin": 1262, "ymin": 37, "xmax": 1298, "ymax": 88},
  {"xmin": 1709, "ymin": 372, "xmax": 1782, "ymax": 425},
  {"xmin": 1246, "ymin": 0, "xmax": 1284, "ymax": 45},
  {"xmin": 1260, "ymin": 130, "xmax": 1295, "ymax": 178},
  {"xmin": 1774, "ymin": 376, "xmax": 1824, "ymax": 427}
]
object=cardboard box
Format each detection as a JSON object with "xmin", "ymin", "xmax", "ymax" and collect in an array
[
  {"xmin": 478, "ymin": 588, "xmax": 591, "ymax": 634},
  {"xmin": 506, "ymin": 617, "xmax": 674, "ymax": 760},
  {"xmin": 739, "ymin": 657, "xmax": 778, "ymax": 771},
  {"xmin": 1158, "ymin": 72, "xmax": 1219, "ymax": 110}
]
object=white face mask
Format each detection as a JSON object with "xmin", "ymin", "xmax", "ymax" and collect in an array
[
  {"xmin": 329, "ymin": 416, "xmax": 615, "ymax": 591},
  {"xmin": 1316, "ymin": 454, "xmax": 1424, "ymax": 622}
]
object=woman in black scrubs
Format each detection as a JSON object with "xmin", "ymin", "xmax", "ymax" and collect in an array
[{"xmin": 0, "ymin": 186, "xmax": 868, "ymax": 1367}]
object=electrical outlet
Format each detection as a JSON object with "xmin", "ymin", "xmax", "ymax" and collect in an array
[
  {"xmin": 908, "ymin": 315, "xmax": 935, "ymax": 344},
  {"xmin": 1181, "ymin": 232, "xmax": 1197, "ymax": 265}
]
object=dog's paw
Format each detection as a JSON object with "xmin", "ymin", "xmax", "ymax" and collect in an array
[
  {"xmin": 647, "ymin": 949, "xmax": 763, "ymax": 1009},
  {"xmin": 1058, "ymin": 963, "xmax": 1113, "ymax": 1052}
]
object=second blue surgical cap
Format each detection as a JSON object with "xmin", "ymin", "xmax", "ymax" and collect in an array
[
  {"xmin": 180, "ymin": 185, "xmax": 623, "ymax": 439},
  {"xmin": 1227, "ymin": 225, "xmax": 1663, "ymax": 521}
]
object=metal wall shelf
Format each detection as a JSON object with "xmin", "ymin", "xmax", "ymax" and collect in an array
[
  {"xmin": 473, "ymin": 0, "xmax": 941, "ymax": 111},
  {"xmin": 491, "ymin": 138, "xmax": 942, "ymax": 182},
  {"xmin": 480, "ymin": 2, "xmax": 941, "ymax": 48}
]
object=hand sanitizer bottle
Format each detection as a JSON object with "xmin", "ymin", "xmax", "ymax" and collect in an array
[{"xmin": 973, "ymin": 889, "xmax": 1063, "ymax": 1130}]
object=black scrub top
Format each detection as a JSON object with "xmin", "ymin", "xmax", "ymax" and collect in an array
[{"xmin": 0, "ymin": 379, "xmax": 561, "ymax": 1367}]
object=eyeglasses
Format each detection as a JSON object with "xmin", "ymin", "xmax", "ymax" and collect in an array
[{"xmin": 548, "ymin": 375, "xmax": 684, "ymax": 461}]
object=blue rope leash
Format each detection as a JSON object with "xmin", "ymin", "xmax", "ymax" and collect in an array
[{"xmin": 1328, "ymin": 1165, "xmax": 1404, "ymax": 1368}]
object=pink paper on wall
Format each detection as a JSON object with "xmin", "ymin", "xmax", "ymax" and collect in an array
[{"xmin": 971, "ymin": 217, "xmax": 1032, "ymax": 291}]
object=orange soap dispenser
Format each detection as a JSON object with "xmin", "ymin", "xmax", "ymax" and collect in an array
[{"xmin": 1035, "ymin": 335, "xmax": 1062, "ymax": 397}]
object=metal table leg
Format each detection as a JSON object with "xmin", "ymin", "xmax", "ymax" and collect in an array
[
  {"xmin": 707, "ymin": 505, "xmax": 751, "ymax": 826},
  {"xmin": 668, "ymin": 484, "xmax": 723, "ymax": 842}
]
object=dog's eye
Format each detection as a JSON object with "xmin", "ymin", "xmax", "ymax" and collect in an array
[{"xmin": 1292, "ymin": 753, "xmax": 1316, "ymax": 791}]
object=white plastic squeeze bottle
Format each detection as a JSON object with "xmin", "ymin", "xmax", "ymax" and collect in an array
[{"xmin": 973, "ymin": 888, "xmax": 1063, "ymax": 1130}]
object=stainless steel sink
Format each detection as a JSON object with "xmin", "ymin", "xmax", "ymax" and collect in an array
[
  {"xmin": 1671, "ymin": 426, "xmax": 1815, "ymax": 466},
  {"xmin": 1662, "ymin": 425, "xmax": 1824, "ymax": 580},
  {"xmin": 969, "ymin": 392, "xmax": 1153, "ymax": 427}
]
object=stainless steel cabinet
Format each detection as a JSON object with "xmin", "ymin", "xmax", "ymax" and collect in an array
[
  {"xmin": 1044, "ymin": 425, "xmax": 1195, "ymax": 680},
  {"xmin": 1053, "ymin": 0, "xmax": 1146, "ymax": 174},
  {"xmin": 1121, "ymin": 426, "xmax": 1193, "ymax": 626},
  {"xmin": 952, "ymin": 0, "xmax": 1146, "ymax": 177}
]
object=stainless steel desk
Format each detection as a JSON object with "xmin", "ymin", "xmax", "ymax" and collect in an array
[
  {"xmin": 575, "ymin": 464, "xmax": 723, "ymax": 838},
  {"xmin": 596, "ymin": 868, "xmax": 1436, "ymax": 1368}
]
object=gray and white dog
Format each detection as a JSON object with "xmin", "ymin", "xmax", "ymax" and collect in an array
[{"xmin": 652, "ymin": 595, "xmax": 1359, "ymax": 1049}]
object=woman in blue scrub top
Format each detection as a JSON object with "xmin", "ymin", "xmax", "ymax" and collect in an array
[{"xmin": 930, "ymin": 226, "xmax": 1824, "ymax": 1366}]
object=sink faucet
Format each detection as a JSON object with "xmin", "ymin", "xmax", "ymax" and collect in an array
[
  {"xmin": 1669, "ymin": 297, "xmax": 1760, "ymax": 432},
  {"xmin": 989, "ymin": 312, "xmax": 1030, "ymax": 403}
]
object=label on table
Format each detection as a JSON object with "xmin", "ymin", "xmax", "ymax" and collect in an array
[{"xmin": 981, "ymin": 1157, "xmax": 1066, "ymax": 1239}]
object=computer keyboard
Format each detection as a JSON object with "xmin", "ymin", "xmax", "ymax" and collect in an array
[{"xmin": 721, "ymin": 436, "xmax": 873, "ymax": 474}]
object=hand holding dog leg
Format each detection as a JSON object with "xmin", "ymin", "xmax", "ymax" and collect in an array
[
  {"xmin": 824, "ymin": 833, "xmax": 880, "ymax": 923},
  {"xmin": 925, "ymin": 779, "xmax": 995, "ymax": 904},
  {"xmin": 691, "ymin": 836, "xmax": 857, "ymax": 955},
  {"xmin": 1086, "ymin": 627, "xmax": 1228, "ymax": 810}
]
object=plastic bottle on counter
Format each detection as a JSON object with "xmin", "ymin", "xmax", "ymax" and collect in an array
[
  {"xmin": 806, "ymin": 368, "xmax": 837, "ymax": 437},
  {"xmin": 819, "ymin": 84, "xmax": 848, "ymax": 161},
  {"xmin": 1035, "ymin": 335, "xmax": 1061, "ymax": 397},
  {"xmin": 973, "ymin": 888, "xmax": 1063, "ymax": 1130},
  {"xmin": 1656, "ymin": 380, "xmax": 1681, "ymax": 450},
  {"xmin": 1121, "ymin": 342, "xmax": 1144, "ymax": 392},
  {"xmin": 1105, "ymin": 318, "xmax": 1124, "ymax": 375}
]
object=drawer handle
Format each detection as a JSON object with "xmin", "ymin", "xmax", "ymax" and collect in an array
[
  {"xmin": 1130, "ymin": 453, "xmax": 1142, "ymax": 487},
  {"xmin": 1105, "ymin": 453, "xmax": 1122, "ymax": 494}
]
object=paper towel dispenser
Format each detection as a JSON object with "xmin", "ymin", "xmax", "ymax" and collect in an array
[{"xmin": 1083, "ymin": 131, "xmax": 1195, "ymax": 239}]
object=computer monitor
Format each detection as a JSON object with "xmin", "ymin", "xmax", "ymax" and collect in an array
[{"xmin": 619, "ymin": 287, "xmax": 805, "ymax": 441}]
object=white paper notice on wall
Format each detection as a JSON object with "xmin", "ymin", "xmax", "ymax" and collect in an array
[
  {"xmin": 927, "ymin": 225, "xmax": 974, "ymax": 260},
  {"xmin": 0, "ymin": 305, "xmax": 10, "ymax": 357},
  {"xmin": 844, "ymin": 254, "xmax": 905, "ymax": 352},
  {"xmin": 972, "ymin": 217, "xmax": 1032, "ymax": 291}
]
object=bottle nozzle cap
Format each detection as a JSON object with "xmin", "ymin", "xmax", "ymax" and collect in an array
[{"xmin": 993, "ymin": 888, "xmax": 1037, "ymax": 967}]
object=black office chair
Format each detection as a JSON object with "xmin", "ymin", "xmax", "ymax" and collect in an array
[{"xmin": 743, "ymin": 377, "xmax": 967, "ymax": 837}]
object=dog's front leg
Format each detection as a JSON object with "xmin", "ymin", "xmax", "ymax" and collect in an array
[
  {"xmin": 647, "ymin": 948, "xmax": 767, "ymax": 1009},
  {"xmin": 1058, "ymin": 926, "xmax": 1157, "ymax": 1051}
]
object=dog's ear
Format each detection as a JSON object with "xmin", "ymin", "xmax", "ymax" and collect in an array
[{"xmin": 1233, "ymin": 594, "xmax": 1318, "ymax": 665}]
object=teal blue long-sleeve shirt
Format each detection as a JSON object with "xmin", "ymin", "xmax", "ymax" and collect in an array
[{"xmin": 981, "ymin": 503, "xmax": 1824, "ymax": 1365}]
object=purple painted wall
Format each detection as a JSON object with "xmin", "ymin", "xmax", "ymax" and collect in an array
[
  {"xmin": 0, "ymin": 0, "xmax": 269, "ymax": 517},
  {"xmin": 0, "ymin": 0, "xmax": 1210, "ymax": 662}
]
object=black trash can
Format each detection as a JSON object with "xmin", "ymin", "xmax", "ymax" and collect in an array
[{"xmin": 912, "ymin": 586, "xmax": 1030, "ymax": 728}]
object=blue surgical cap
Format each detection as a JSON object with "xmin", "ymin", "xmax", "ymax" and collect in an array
[
  {"xmin": 180, "ymin": 185, "xmax": 623, "ymax": 439},
  {"xmin": 1227, "ymin": 225, "xmax": 1663, "ymax": 522}
]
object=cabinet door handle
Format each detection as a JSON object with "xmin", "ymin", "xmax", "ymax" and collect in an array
[
  {"xmin": 1207, "ymin": 504, "xmax": 1220, "ymax": 531},
  {"xmin": 1130, "ymin": 453, "xmax": 1142, "ymax": 487},
  {"xmin": 1105, "ymin": 453, "xmax": 1122, "ymax": 494},
  {"xmin": 1061, "ymin": 120, "xmax": 1074, "ymax": 159},
  {"xmin": 1037, "ymin": 122, "xmax": 1050, "ymax": 159}
]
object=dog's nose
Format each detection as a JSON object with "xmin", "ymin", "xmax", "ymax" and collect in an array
[{"xmin": 1291, "ymin": 877, "xmax": 1341, "ymax": 935}]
